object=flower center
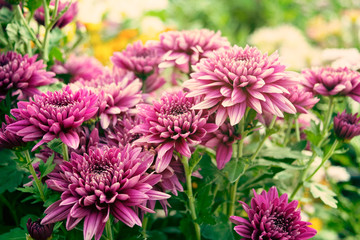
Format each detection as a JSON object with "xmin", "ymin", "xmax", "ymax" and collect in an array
[
  {"xmin": 169, "ymin": 105, "xmax": 188, "ymax": 116},
  {"xmin": 90, "ymin": 164, "xmax": 112, "ymax": 182}
]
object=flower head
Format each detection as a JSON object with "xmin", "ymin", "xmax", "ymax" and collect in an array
[
  {"xmin": 41, "ymin": 145, "xmax": 170, "ymax": 240},
  {"xmin": 133, "ymin": 90, "xmax": 218, "ymax": 172},
  {"xmin": 284, "ymin": 85, "xmax": 319, "ymax": 114},
  {"xmin": 157, "ymin": 29, "xmax": 230, "ymax": 73},
  {"xmin": 184, "ymin": 45, "xmax": 296, "ymax": 126},
  {"xmin": 230, "ymin": 186, "xmax": 317, "ymax": 240},
  {"xmin": 0, "ymin": 115, "xmax": 26, "ymax": 149},
  {"xmin": 202, "ymin": 117, "xmax": 241, "ymax": 169},
  {"xmin": 302, "ymin": 67, "xmax": 360, "ymax": 101},
  {"xmin": 72, "ymin": 71, "xmax": 142, "ymax": 129},
  {"xmin": 35, "ymin": 0, "xmax": 78, "ymax": 29},
  {"xmin": 7, "ymin": 86, "xmax": 98, "ymax": 150},
  {"xmin": 52, "ymin": 55, "xmax": 105, "ymax": 83},
  {"xmin": 27, "ymin": 218, "xmax": 54, "ymax": 240},
  {"xmin": 0, "ymin": 51, "xmax": 56, "ymax": 101},
  {"xmin": 334, "ymin": 111, "xmax": 360, "ymax": 140}
]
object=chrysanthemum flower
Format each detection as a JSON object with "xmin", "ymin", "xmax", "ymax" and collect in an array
[
  {"xmin": 230, "ymin": 186, "xmax": 317, "ymax": 240},
  {"xmin": 302, "ymin": 67, "xmax": 360, "ymax": 101},
  {"xmin": 157, "ymin": 29, "xmax": 230, "ymax": 73},
  {"xmin": 35, "ymin": 0, "xmax": 78, "ymax": 29},
  {"xmin": 72, "ymin": 72, "xmax": 142, "ymax": 129},
  {"xmin": 202, "ymin": 117, "xmax": 241, "ymax": 169},
  {"xmin": 0, "ymin": 115, "xmax": 26, "ymax": 149},
  {"xmin": 0, "ymin": 51, "xmax": 56, "ymax": 101},
  {"xmin": 52, "ymin": 55, "xmax": 105, "ymax": 83},
  {"xmin": 133, "ymin": 90, "xmax": 218, "ymax": 172},
  {"xmin": 27, "ymin": 218, "xmax": 54, "ymax": 240},
  {"xmin": 41, "ymin": 145, "xmax": 170, "ymax": 240},
  {"xmin": 184, "ymin": 45, "xmax": 297, "ymax": 126},
  {"xmin": 334, "ymin": 111, "xmax": 360, "ymax": 140},
  {"xmin": 284, "ymin": 85, "xmax": 319, "ymax": 114},
  {"xmin": 7, "ymin": 86, "xmax": 98, "ymax": 150}
]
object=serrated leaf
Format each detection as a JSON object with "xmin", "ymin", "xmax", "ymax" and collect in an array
[
  {"xmin": 0, "ymin": 7, "xmax": 13, "ymax": 24},
  {"xmin": 189, "ymin": 148, "xmax": 202, "ymax": 171},
  {"xmin": 259, "ymin": 146, "xmax": 305, "ymax": 159},
  {"xmin": 223, "ymin": 158, "xmax": 246, "ymax": 183},
  {"xmin": 307, "ymin": 182, "xmax": 338, "ymax": 208},
  {"xmin": 289, "ymin": 140, "xmax": 307, "ymax": 151},
  {"xmin": 6, "ymin": 23, "xmax": 20, "ymax": 43},
  {"xmin": 46, "ymin": 138, "xmax": 63, "ymax": 154},
  {"xmin": 254, "ymin": 159, "xmax": 305, "ymax": 170},
  {"xmin": 0, "ymin": 149, "xmax": 26, "ymax": 194},
  {"xmin": 304, "ymin": 120, "xmax": 322, "ymax": 146},
  {"xmin": 49, "ymin": 28, "xmax": 65, "ymax": 47},
  {"xmin": 0, "ymin": 228, "xmax": 26, "ymax": 240},
  {"xmin": 25, "ymin": 0, "xmax": 42, "ymax": 12},
  {"xmin": 39, "ymin": 153, "xmax": 56, "ymax": 180},
  {"xmin": 312, "ymin": 145, "xmax": 324, "ymax": 158}
]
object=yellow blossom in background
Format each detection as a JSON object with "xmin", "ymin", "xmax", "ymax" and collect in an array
[
  {"xmin": 309, "ymin": 217, "xmax": 323, "ymax": 232},
  {"xmin": 306, "ymin": 15, "xmax": 342, "ymax": 47}
]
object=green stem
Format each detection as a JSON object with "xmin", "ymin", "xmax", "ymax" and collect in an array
[
  {"xmin": 283, "ymin": 116, "xmax": 293, "ymax": 147},
  {"xmin": 322, "ymin": 97, "xmax": 334, "ymax": 135},
  {"xmin": 105, "ymin": 219, "xmax": 113, "ymax": 240},
  {"xmin": 180, "ymin": 156, "xmax": 201, "ymax": 240},
  {"xmin": 42, "ymin": 0, "xmax": 51, "ymax": 62},
  {"xmin": 24, "ymin": 150, "xmax": 46, "ymax": 202},
  {"xmin": 52, "ymin": 0, "xmax": 60, "ymax": 20},
  {"xmin": 62, "ymin": 143, "xmax": 69, "ymax": 161},
  {"xmin": 295, "ymin": 116, "xmax": 301, "ymax": 142},
  {"xmin": 15, "ymin": 5, "xmax": 42, "ymax": 49},
  {"xmin": 141, "ymin": 215, "xmax": 149, "ymax": 240}
]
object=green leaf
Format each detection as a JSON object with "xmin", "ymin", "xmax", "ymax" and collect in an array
[
  {"xmin": 39, "ymin": 153, "xmax": 56, "ymax": 180},
  {"xmin": 189, "ymin": 148, "xmax": 202, "ymax": 171},
  {"xmin": 0, "ymin": 7, "xmax": 13, "ymax": 24},
  {"xmin": 254, "ymin": 159, "xmax": 305, "ymax": 170},
  {"xmin": 289, "ymin": 140, "xmax": 307, "ymax": 151},
  {"xmin": 25, "ymin": 0, "xmax": 42, "ymax": 13},
  {"xmin": 312, "ymin": 145, "xmax": 324, "ymax": 158},
  {"xmin": 47, "ymin": 138, "xmax": 63, "ymax": 154},
  {"xmin": 259, "ymin": 146, "xmax": 305, "ymax": 159},
  {"xmin": 0, "ymin": 149, "xmax": 26, "ymax": 194},
  {"xmin": 195, "ymin": 184, "xmax": 216, "ymax": 225},
  {"xmin": 49, "ymin": 28, "xmax": 65, "ymax": 47},
  {"xmin": 201, "ymin": 213, "xmax": 235, "ymax": 240},
  {"xmin": 223, "ymin": 158, "xmax": 246, "ymax": 183},
  {"xmin": 306, "ymin": 182, "xmax": 338, "ymax": 208},
  {"xmin": 38, "ymin": 82, "xmax": 66, "ymax": 93},
  {"xmin": 6, "ymin": 22, "xmax": 20, "ymax": 43},
  {"xmin": 49, "ymin": 47, "xmax": 64, "ymax": 62},
  {"xmin": 0, "ymin": 228, "xmax": 26, "ymax": 240},
  {"xmin": 304, "ymin": 120, "xmax": 322, "ymax": 146}
]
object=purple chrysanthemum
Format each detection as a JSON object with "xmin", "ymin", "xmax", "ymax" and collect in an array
[
  {"xmin": 157, "ymin": 29, "xmax": 230, "ymax": 73},
  {"xmin": 334, "ymin": 111, "xmax": 360, "ymax": 140},
  {"xmin": 72, "ymin": 71, "xmax": 142, "ymax": 129},
  {"xmin": 184, "ymin": 45, "xmax": 297, "ymax": 126},
  {"xmin": 0, "ymin": 51, "xmax": 56, "ymax": 101},
  {"xmin": 202, "ymin": 117, "xmax": 241, "ymax": 169},
  {"xmin": 35, "ymin": 0, "xmax": 78, "ymax": 29},
  {"xmin": 302, "ymin": 67, "xmax": 360, "ymax": 101},
  {"xmin": 284, "ymin": 85, "xmax": 319, "ymax": 114},
  {"xmin": 27, "ymin": 218, "xmax": 54, "ymax": 240},
  {"xmin": 7, "ymin": 86, "xmax": 98, "ymax": 150},
  {"xmin": 230, "ymin": 187, "xmax": 317, "ymax": 240},
  {"xmin": 0, "ymin": 115, "xmax": 26, "ymax": 149},
  {"xmin": 52, "ymin": 55, "xmax": 105, "ymax": 83},
  {"xmin": 41, "ymin": 145, "xmax": 170, "ymax": 240},
  {"xmin": 133, "ymin": 90, "xmax": 218, "ymax": 172}
]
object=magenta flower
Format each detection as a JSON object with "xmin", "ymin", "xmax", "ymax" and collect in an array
[
  {"xmin": 184, "ymin": 45, "xmax": 297, "ymax": 126},
  {"xmin": 27, "ymin": 218, "xmax": 54, "ymax": 240},
  {"xmin": 7, "ymin": 86, "xmax": 98, "ymax": 150},
  {"xmin": 334, "ymin": 111, "xmax": 360, "ymax": 140},
  {"xmin": 157, "ymin": 29, "xmax": 230, "ymax": 73},
  {"xmin": 41, "ymin": 145, "xmax": 170, "ymax": 240},
  {"xmin": 0, "ymin": 51, "xmax": 56, "ymax": 101},
  {"xmin": 0, "ymin": 115, "xmax": 26, "ymax": 149},
  {"xmin": 284, "ymin": 85, "xmax": 319, "ymax": 114},
  {"xmin": 302, "ymin": 67, "xmax": 360, "ymax": 101},
  {"xmin": 52, "ymin": 55, "xmax": 105, "ymax": 83},
  {"xmin": 133, "ymin": 90, "xmax": 218, "ymax": 172},
  {"xmin": 73, "ymin": 71, "xmax": 142, "ymax": 129},
  {"xmin": 230, "ymin": 187, "xmax": 317, "ymax": 240},
  {"xmin": 202, "ymin": 117, "xmax": 241, "ymax": 169},
  {"xmin": 35, "ymin": 0, "xmax": 78, "ymax": 29}
]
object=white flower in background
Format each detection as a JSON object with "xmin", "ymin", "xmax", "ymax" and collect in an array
[
  {"xmin": 248, "ymin": 25, "xmax": 320, "ymax": 71},
  {"xmin": 77, "ymin": 0, "xmax": 168, "ymax": 23},
  {"xmin": 327, "ymin": 166, "xmax": 351, "ymax": 182},
  {"xmin": 321, "ymin": 48, "xmax": 360, "ymax": 71}
]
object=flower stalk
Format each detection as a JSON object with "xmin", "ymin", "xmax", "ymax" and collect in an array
[
  {"xmin": 62, "ymin": 143, "xmax": 69, "ymax": 161},
  {"xmin": 42, "ymin": 0, "xmax": 51, "ymax": 62},
  {"xmin": 24, "ymin": 150, "xmax": 46, "ymax": 202},
  {"xmin": 105, "ymin": 219, "xmax": 113, "ymax": 240}
]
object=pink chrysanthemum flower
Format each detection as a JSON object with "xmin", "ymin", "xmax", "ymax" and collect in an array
[
  {"xmin": 157, "ymin": 29, "xmax": 230, "ymax": 73},
  {"xmin": 202, "ymin": 118, "xmax": 241, "ymax": 169},
  {"xmin": 0, "ymin": 115, "xmax": 26, "ymax": 149},
  {"xmin": 35, "ymin": 0, "xmax": 78, "ymax": 29},
  {"xmin": 334, "ymin": 111, "xmax": 360, "ymax": 140},
  {"xmin": 184, "ymin": 45, "xmax": 297, "ymax": 126},
  {"xmin": 0, "ymin": 52, "xmax": 57, "ymax": 101},
  {"xmin": 302, "ymin": 67, "xmax": 360, "ymax": 101},
  {"xmin": 7, "ymin": 86, "xmax": 98, "ymax": 150},
  {"xmin": 284, "ymin": 85, "xmax": 319, "ymax": 114},
  {"xmin": 133, "ymin": 90, "xmax": 218, "ymax": 172},
  {"xmin": 52, "ymin": 55, "xmax": 105, "ymax": 83},
  {"xmin": 73, "ymin": 72, "xmax": 142, "ymax": 129},
  {"xmin": 41, "ymin": 145, "xmax": 170, "ymax": 240},
  {"xmin": 230, "ymin": 186, "xmax": 317, "ymax": 240}
]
